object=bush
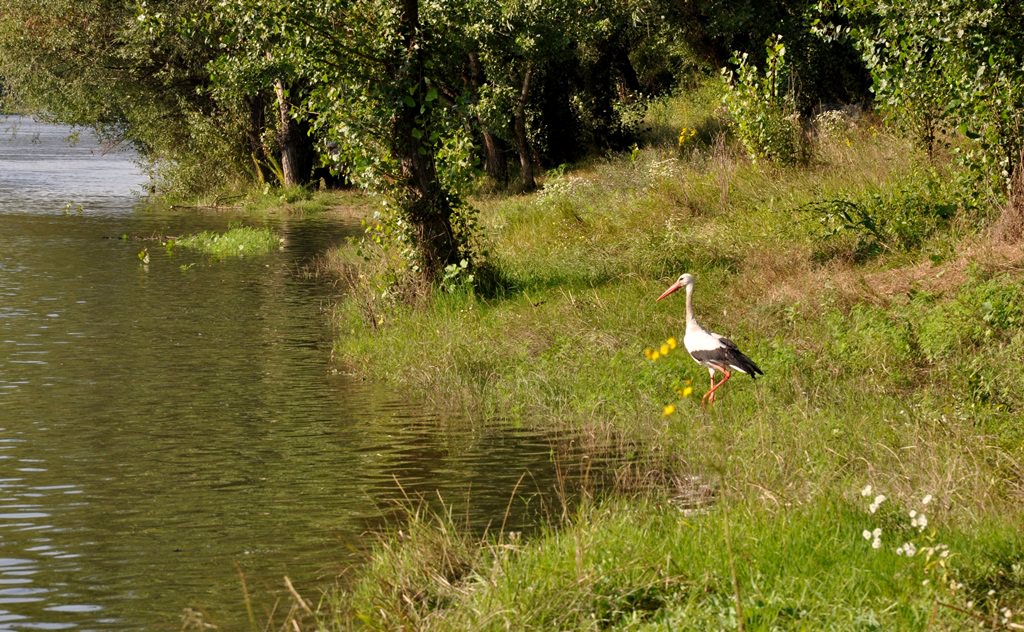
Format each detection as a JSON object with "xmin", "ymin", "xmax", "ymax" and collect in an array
[
  {"xmin": 802, "ymin": 175, "xmax": 957, "ymax": 259},
  {"xmin": 849, "ymin": 0, "xmax": 1024, "ymax": 207},
  {"xmin": 721, "ymin": 35, "xmax": 805, "ymax": 164}
]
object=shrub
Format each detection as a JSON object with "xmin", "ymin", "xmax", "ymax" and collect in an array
[
  {"xmin": 721, "ymin": 35, "xmax": 805, "ymax": 164},
  {"xmin": 802, "ymin": 175, "xmax": 957, "ymax": 259}
]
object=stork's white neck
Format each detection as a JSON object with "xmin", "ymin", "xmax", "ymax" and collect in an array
[{"xmin": 684, "ymin": 283, "xmax": 699, "ymax": 332}]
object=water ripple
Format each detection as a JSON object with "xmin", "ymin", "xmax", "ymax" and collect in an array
[{"xmin": 0, "ymin": 118, "xmax": 616, "ymax": 630}]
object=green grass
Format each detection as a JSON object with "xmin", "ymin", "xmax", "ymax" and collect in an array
[
  {"xmin": 309, "ymin": 80, "xmax": 1024, "ymax": 630},
  {"xmin": 322, "ymin": 497, "xmax": 1024, "ymax": 630},
  {"xmin": 238, "ymin": 187, "xmax": 374, "ymax": 217},
  {"xmin": 175, "ymin": 225, "xmax": 283, "ymax": 258}
]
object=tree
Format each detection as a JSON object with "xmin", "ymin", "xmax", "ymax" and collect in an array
[
  {"xmin": 670, "ymin": 0, "xmax": 870, "ymax": 111},
  {"xmin": 193, "ymin": 3, "xmax": 318, "ymax": 187},
  {"xmin": 0, "ymin": 0, "xmax": 255, "ymax": 193},
  {"xmin": 465, "ymin": 0, "xmax": 582, "ymax": 192},
  {"xmin": 845, "ymin": 0, "xmax": 1024, "ymax": 238},
  {"xmin": 465, "ymin": 0, "xmax": 663, "ymax": 192},
  {"xmin": 210, "ymin": 0, "xmax": 477, "ymax": 281}
]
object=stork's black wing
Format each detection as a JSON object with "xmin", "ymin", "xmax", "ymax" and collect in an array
[{"xmin": 715, "ymin": 336, "xmax": 764, "ymax": 378}]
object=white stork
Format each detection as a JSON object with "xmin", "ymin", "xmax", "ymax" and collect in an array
[{"xmin": 657, "ymin": 273, "xmax": 763, "ymax": 406}]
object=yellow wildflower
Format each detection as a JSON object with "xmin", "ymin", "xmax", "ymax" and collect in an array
[
  {"xmin": 667, "ymin": 337, "xmax": 677, "ymax": 350},
  {"xmin": 651, "ymin": 350, "xmax": 661, "ymax": 361},
  {"xmin": 674, "ymin": 385, "xmax": 694, "ymax": 398},
  {"xmin": 663, "ymin": 404, "xmax": 676, "ymax": 416},
  {"xmin": 660, "ymin": 343, "xmax": 670, "ymax": 356},
  {"xmin": 644, "ymin": 348, "xmax": 655, "ymax": 360}
]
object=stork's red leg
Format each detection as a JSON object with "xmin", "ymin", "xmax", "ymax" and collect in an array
[
  {"xmin": 705, "ymin": 369, "xmax": 732, "ymax": 406},
  {"xmin": 702, "ymin": 369, "xmax": 719, "ymax": 408}
]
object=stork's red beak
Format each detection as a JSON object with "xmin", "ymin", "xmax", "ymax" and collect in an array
[{"xmin": 657, "ymin": 281, "xmax": 682, "ymax": 301}]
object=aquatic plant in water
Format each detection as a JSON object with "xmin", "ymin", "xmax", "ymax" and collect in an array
[{"xmin": 175, "ymin": 225, "xmax": 283, "ymax": 259}]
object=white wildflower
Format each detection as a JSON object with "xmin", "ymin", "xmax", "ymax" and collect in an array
[
  {"xmin": 864, "ymin": 527, "xmax": 882, "ymax": 549},
  {"xmin": 869, "ymin": 494, "xmax": 886, "ymax": 513},
  {"xmin": 861, "ymin": 484, "xmax": 873, "ymax": 497},
  {"xmin": 911, "ymin": 513, "xmax": 928, "ymax": 531},
  {"xmin": 922, "ymin": 494, "xmax": 933, "ymax": 505}
]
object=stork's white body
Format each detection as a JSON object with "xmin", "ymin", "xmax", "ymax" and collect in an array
[{"xmin": 684, "ymin": 322, "xmax": 726, "ymax": 364}]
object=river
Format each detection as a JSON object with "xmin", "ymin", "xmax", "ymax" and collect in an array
[{"xmin": 0, "ymin": 117, "xmax": 604, "ymax": 630}]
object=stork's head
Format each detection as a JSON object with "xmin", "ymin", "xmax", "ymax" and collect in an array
[{"xmin": 657, "ymin": 273, "xmax": 694, "ymax": 301}]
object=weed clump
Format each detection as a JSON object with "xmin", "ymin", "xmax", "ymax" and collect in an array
[
  {"xmin": 802, "ymin": 174, "xmax": 959, "ymax": 261},
  {"xmin": 722, "ymin": 35, "xmax": 806, "ymax": 165},
  {"xmin": 175, "ymin": 225, "xmax": 283, "ymax": 259}
]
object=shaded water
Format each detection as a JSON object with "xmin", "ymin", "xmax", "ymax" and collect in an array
[{"xmin": 0, "ymin": 118, "xmax": 606, "ymax": 629}]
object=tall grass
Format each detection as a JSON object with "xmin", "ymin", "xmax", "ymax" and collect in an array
[
  {"xmin": 318, "ymin": 81, "xmax": 1024, "ymax": 628},
  {"xmin": 312, "ymin": 494, "xmax": 1024, "ymax": 630}
]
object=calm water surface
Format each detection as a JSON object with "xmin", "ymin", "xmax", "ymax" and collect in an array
[{"xmin": 0, "ymin": 117, "xmax": 606, "ymax": 629}]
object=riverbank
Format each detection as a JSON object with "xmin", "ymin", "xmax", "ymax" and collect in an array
[{"xmin": 308, "ymin": 85, "xmax": 1024, "ymax": 629}]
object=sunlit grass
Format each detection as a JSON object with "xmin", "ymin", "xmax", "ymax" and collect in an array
[
  {"xmin": 240, "ymin": 187, "xmax": 373, "ymax": 217},
  {"xmin": 311, "ymin": 495, "xmax": 1024, "ymax": 630},
  {"xmin": 175, "ymin": 225, "xmax": 282, "ymax": 258}
]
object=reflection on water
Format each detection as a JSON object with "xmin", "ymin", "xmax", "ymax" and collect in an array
[
  {"xmin": 0, "ymin": 118, "xmax": 609, "ymax": 629},
  {"xmin": 0, "ymin": 116, "xmax": 149, "ymax": 215}
]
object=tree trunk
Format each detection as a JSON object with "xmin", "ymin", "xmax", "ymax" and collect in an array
[
  {"xmin": 613, "ymin": 41, "xmax": 641, "ymax": 97},
  {"xmin": 514, "ymin": 64, "xmax": 536, "ymax": 193},
  {"xmin": 481, "ymin": 130, "xmax": 508, "ymax": 185},
  {"xmin": 395, "ymin": 0, "xmax": 459, "ymax": 282},
  {"xmin": 468, "ymin": 52, "xmax": 507, "ymax": 185},
  {"xmin": 273, "ymin": 79, "xmax": 313, "ymax": 186}
]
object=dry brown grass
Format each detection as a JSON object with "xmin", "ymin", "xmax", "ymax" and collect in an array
[
  {"xmin": 993, "ymin": 151, "xmax": 1024, "ymax": 243},
  {"xmin": 731, "ymin": 231, "xmax": 1024, "ymax": 323}
]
